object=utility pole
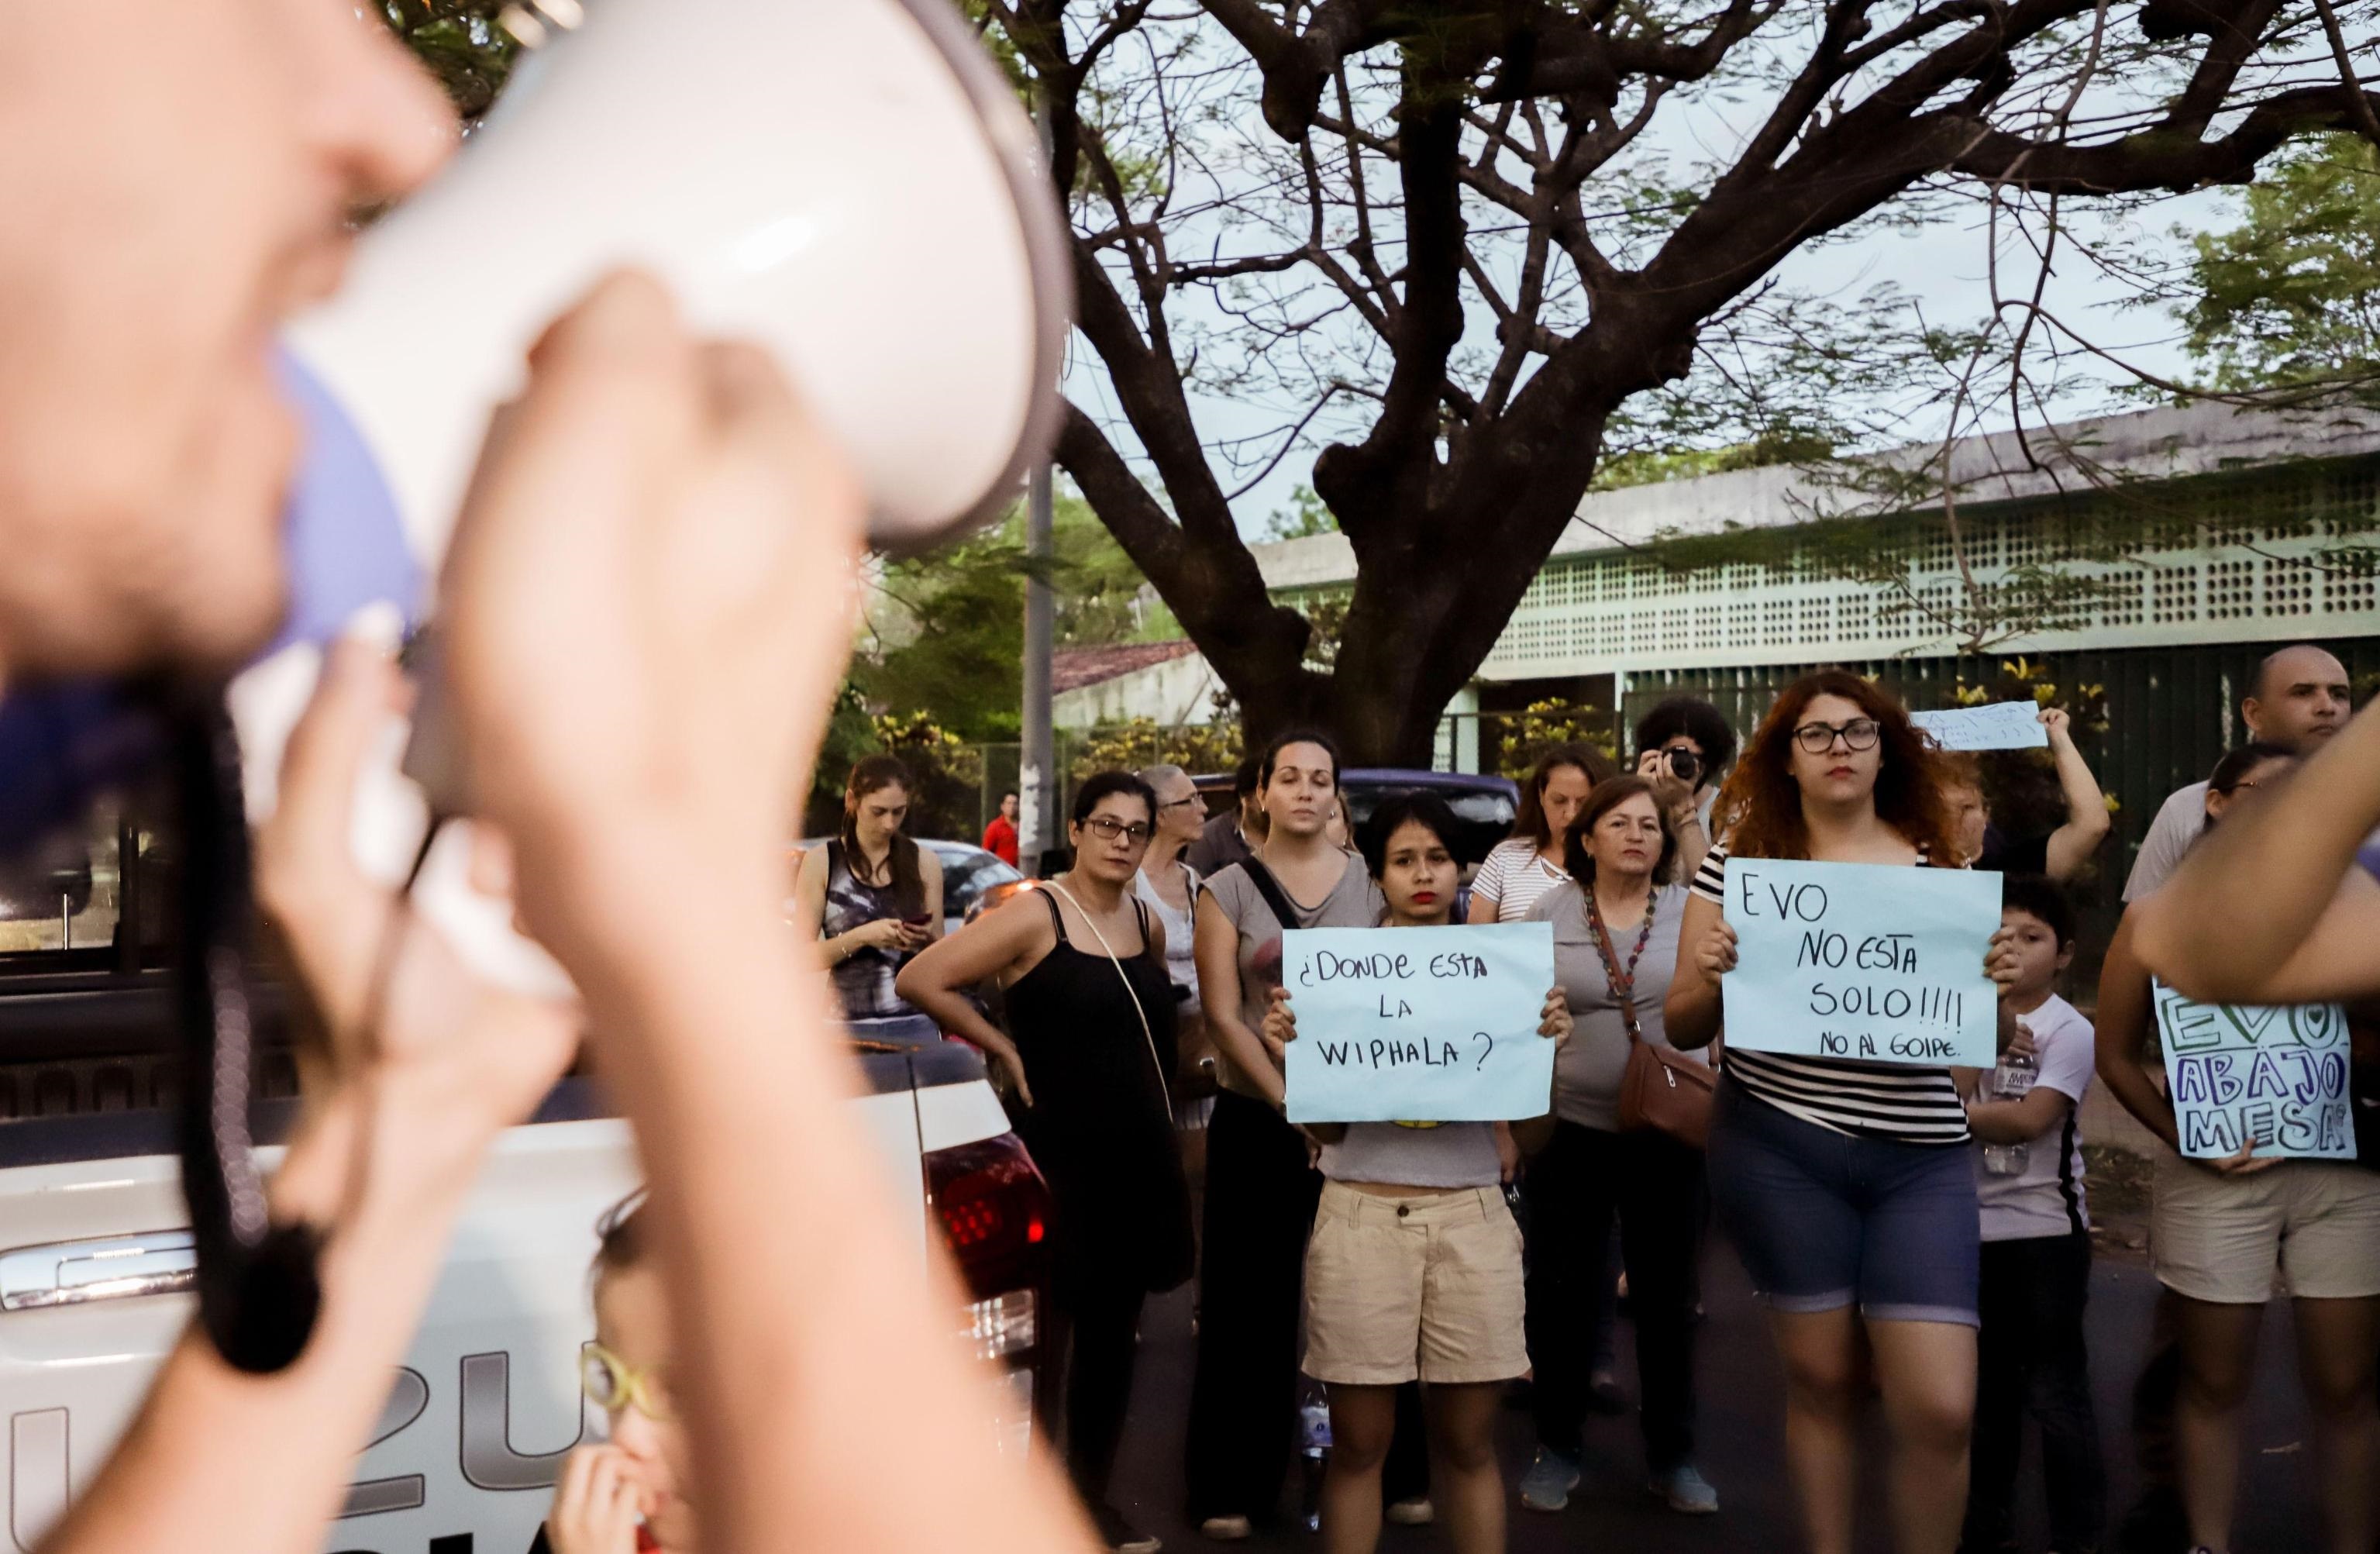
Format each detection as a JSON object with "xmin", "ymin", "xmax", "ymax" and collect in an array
[{"xmin": 1017, "ymin": 96, "xmax": 1057, "ymax": 876}]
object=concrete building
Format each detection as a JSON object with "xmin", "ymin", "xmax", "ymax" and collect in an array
[{"xmin": 1059, "ymin": 401, "xmax": 2380, "ymax": 770}]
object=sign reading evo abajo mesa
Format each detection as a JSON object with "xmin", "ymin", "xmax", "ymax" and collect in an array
[
  {"xmin": 1722, "ymin": 858, "xmax": 2001, "ymax": 1067},
  {"xmin": 1281, "ymin": 922, "xmax": 1557, "ymax": 1124},
  {"xmin": 2151, "ymin": 979, "xmax": 2353, "ymax": 1160}
]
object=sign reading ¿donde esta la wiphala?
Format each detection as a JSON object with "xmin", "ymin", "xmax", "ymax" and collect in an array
[
  {"xmin": 1723, "ymin": 858, "xmax": 2001, "ymax": 1068},
  {"xmin": 2152, "ymin": 979, "xmax": 2353, "ymax": 1160},
  {"xmin": 1281, "ymin": 923, "xmax": 1557, "ymax": 1124}
]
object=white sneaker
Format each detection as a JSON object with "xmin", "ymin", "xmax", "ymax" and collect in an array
[{"xmin": 1197, "ymin": 1514, "xmax": 1252, "ymax": 1542}]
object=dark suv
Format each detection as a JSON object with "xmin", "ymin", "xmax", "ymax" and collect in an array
[{"xmin": 1192, "ymin": 767, "xmax": 1521, "ymax": 868}]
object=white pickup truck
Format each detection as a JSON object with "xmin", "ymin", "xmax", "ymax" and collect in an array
[{"xmin": 0, "ymin": 815, "xmax": 1051, "ymax": 1554}]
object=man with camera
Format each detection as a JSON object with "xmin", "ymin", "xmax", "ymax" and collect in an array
[
  {"xmin": 5, "ymin": 4, "xmax": 1096, "ymax": 1553},
  {"xmin": 1631, "ymin": 696, "xmax": 1737, "ymax": 877}
]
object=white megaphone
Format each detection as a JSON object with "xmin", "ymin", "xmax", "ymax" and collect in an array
[{"xmin": 286, "ymin": 0, "xmax": 1069, "ymax": 564}]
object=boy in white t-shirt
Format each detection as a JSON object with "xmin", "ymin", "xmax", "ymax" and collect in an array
[{"xmin": 1959, "ymin": 876, "xmax": 2106, "ymax": 1554}]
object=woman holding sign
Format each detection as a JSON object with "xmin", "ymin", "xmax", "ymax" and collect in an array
[
  {"xmin": 2095, "ymin": 744, "xmax": 2380, "ymax": 1554},
  {"xmin": 1262, "ymin": 791, "xmax": 1572, "ymax": 1554},
  {"xmin": 1665, "ymin": 671, "xmax": 2024, "ymax": 1554}
]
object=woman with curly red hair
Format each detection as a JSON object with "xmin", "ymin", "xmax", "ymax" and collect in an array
[{"xmin": 1665, "ymin": 671, "xmax": 2022, "ymax": 1554}]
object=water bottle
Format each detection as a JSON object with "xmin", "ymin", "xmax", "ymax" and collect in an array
[
  {"xmin": 1982, "ymin": 1049, "xmax": 2037, "ymax": 1176},
  {"xmin": 1299, "ymin": 1395, "xmax": 1332, "ymax": 1533}
]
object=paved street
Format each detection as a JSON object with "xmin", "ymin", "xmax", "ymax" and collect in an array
[{"xmin": 1102, "ymin": 1235, "xmax": 2322, "ymax": 1552}]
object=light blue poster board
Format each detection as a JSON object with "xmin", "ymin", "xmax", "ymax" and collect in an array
[
  {"xmin": 1722, "ymin": 858, "xmax": 2000, "ymax": 1066},
  {"xmin": 1281, "ymin": 923, "xmax": 1556, "ymax": 1123},
  {"xmin": 2151, "ymin": 979, "xmax": 2353, "ymax": 1159},
  {"xmin": 1911, "ymin": 702, "xmax": 2050, "ymax": 751}
]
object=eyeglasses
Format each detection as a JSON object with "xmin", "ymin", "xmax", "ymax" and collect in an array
[
  {"xmin": 582, "ymin": 1342, "xmax": 674, "ymax": 1421},
  {"xmin": 1793, "ymin": 718, "xmax": 1881, "ymax": 754},
  {"xmin": 1081, "ymin": 816, "xmax": 1153, "ymax": 844},
  {"xmin": 1157, "ymin": 794, "xmax": 1200, "ymax": 811}
]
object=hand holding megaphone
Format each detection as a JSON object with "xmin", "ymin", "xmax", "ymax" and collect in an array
[{"xmin": 425, "ymin": 270, "xmax": 863, "ymax": 936}]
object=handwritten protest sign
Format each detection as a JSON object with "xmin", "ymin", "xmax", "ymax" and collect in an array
[
  {"xmin": 1910, "ymin": 702, "xmax": 2051, "ymax": 751},
  {"xmin": 1282, "ymin": 923, "xmax": 1556, "ymax": 1123},
  {"xmin": 1723, "ymin": 858, "xmax": 2000, "ymax": 1067},
  {"xmin": 2151, "ymin": 979, "xmax": 2353, "ymax": 1159}
]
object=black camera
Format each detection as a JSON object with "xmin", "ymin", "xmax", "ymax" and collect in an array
[{"xmin": 1664, "ymin": 746, "xmax": 1701, "ymax": 785}]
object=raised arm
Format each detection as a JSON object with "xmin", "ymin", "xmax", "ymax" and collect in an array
[
  {"xmin": 1664, "ymin": 891, "xmax": 1733, "ymax": 1050},
  {"xmin": 2134, "ymin": 699, "xmax": 2380, "ymax": 1003},
  {"xmin": 2038, "ymin": 708, "xmax": 2113, "ymax": 883},
  {"xmin": 1196, "ymin": 890, "xmax": 1282, "ymax": 1108},
  {"xmin": 437, "ymin": 275, "xmax": 1098, "ymax": 1554},
  {"xmin": 40, "ymin": 629, "xmax": 577, "ymax": 1554}
]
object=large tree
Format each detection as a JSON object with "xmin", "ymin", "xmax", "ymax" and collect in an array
[{"xmin": 978, "ymin": 0, "xmax": 2380, "ymax": 761}]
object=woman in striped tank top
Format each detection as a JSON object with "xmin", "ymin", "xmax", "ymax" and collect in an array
[{"xmin": 1664, "ymin": 672, "xmax": 2024, "ymax": 1554}]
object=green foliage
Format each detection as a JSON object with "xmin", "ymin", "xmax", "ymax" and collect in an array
[
  {"xmin": 1592, "ymin": 430, "xmax": 1839, "ymax": 491},
  {"xmin": 854, "ymin": 484, "xmax": 1176, "ymax": 743},
  {"xmin": 2174, "ymin": 135, "xmax": 2380, "ymax": 401},
  {"xmin": 1068, "ymin": 702, "xmax": 1244, "ymax": 783},
  {"xmin": 857, "ymin": 530, "xmax": 1028, "ymax": 743},
  {"xmin": 1261, "ymin": 485, "xmax": 1338, "ymax": 541},
  {"xmin": 1487, "ymin": 701, "xmax": 1617, "ymax": 782},
  {"xmin": 380, "ymin": 2, "xmax": 517, "ymax": 117}
]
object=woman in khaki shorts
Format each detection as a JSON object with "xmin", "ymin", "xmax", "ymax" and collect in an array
[
  {"xmin": 2096, "ymin": 745, "xmax": 2380, "ymax": 1554},
  {"xmin": 1262, "ymin": 791, "xmax": 1571, "ymax": 1554}
]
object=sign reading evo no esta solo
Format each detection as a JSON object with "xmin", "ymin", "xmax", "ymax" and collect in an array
[
  {"xmin": 1723, "ymin": 858, "xmax": 2001, "ymax": 1068},
  {"xmin": 1281, "ymin": 922, "xmax": 1556, "ymax": 1124}
]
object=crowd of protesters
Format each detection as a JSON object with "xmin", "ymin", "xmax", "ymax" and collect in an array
[{"xmin": 762, "ymin": 643, "xmax": 2378, "ymax": 1554}]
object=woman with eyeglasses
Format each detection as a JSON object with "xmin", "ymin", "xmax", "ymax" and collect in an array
[
  {"xmin": 549, "ymin": 1198, "xmax": 686, "ymax": 1554},
  {"xmin": 897, "ymin": 773, "xmax": 1195, "ymax": 1553},
  {"xmin": 1665, "ymin": 671, "xmax": 2024, "ymax": 1554}
]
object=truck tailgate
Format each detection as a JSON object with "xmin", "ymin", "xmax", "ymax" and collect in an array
[{"xmin": 1, "ymin": 1056, "xmax": 932, "ymax": 1554}]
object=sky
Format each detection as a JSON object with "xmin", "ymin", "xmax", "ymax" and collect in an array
[{"xmin": 1052, "ymin": 15, "xmax": 2261, "ymax": 542}]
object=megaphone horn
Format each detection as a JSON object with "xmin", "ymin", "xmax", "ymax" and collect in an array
[{"xmin": 288, "ymin": 0, "xmax": 1070, "ymax": 563}]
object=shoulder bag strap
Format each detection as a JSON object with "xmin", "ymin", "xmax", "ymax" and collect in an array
[
  {"xmin": 1238, "ymin": 856, "xmax": 1307, "ymax": 936},
  {"xmin": 1041, "ymin": 880, "xmax": 1172, "ymax": 1115}
]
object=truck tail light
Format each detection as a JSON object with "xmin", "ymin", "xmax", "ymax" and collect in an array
[{"xmin": 925, "ymin": 1132, "xmax": 1055, "ymax": 1459}]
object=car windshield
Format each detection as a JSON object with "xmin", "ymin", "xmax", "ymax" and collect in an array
[{"xmin": 936, "ymin": 849, "xmax": 1025, "ymax": 915}]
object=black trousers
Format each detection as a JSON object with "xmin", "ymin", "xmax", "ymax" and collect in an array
[
  {"xmin": 1524, "ymin": 1121, "xmax": 1702, "ymax": 1470},
  {"xmin": 1965, "ymin": 1232, "xmax": 2106, "ymax": 1554},
  {"xmin": 1185, "ymin": 1090, "xmax": 1325, "ymax": 1522},
  {"xmin": 1056, "ymin": 1266, "xmax": 1148, "ymax": 1507}
]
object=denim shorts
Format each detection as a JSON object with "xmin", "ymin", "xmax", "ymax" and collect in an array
[{"xmin": 1707, "ymin": 1077, "xmax": 1980, "ymax": 1326}]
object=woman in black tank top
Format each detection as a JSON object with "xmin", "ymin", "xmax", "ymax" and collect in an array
[{"xmin": 897, "ymin": 772, "xmax": 1193, "ymax": 1554}]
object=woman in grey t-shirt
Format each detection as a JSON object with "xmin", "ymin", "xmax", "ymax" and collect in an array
[
  {"xmin": 1517, "ymin": 775, "xmax": 1716, "ymax": 1514},
  {"xmin": 1180, "ymin": 732, "xmax": 1382, "ymax": 1537}
]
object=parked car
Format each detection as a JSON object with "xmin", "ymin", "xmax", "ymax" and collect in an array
[
  {"xmin": 1192, "ymin": 767, "xmax": 1521, "ymax": 867},
  {"xmin": 0, "ymin": 816, "xmax": 1054, "ymax": 1554}
]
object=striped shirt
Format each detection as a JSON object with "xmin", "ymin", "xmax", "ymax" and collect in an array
[
  {"xmin": 1472, "ymin": 838, "xmax": 1569, "ymax": 923},
  {"xmin": 1692, "ymin": 842, "xmax": 1971, "ymax": 1146}
]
